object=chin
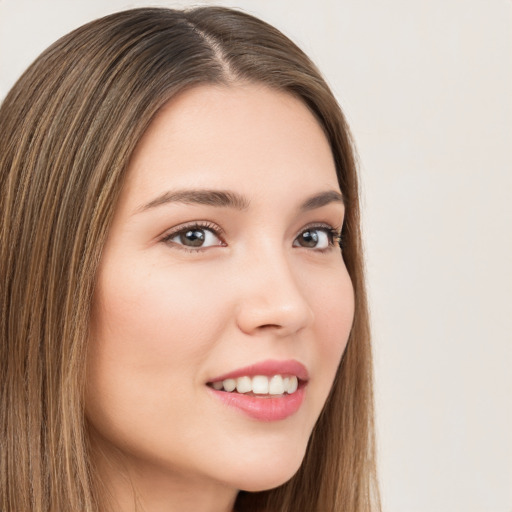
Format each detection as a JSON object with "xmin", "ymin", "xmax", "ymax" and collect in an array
[{"xmin": 227, "ymin": 444, "xmax": 307, "ymax": 493}]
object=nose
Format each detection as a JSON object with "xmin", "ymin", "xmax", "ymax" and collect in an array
[{"xmin": 235, "ymin": 251, "xmax": 315, "ymax": 337}]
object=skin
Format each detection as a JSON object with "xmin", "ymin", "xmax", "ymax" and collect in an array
[{"xmin": 86, "ymin": 83, "xmax": 355, "ymax": 512}]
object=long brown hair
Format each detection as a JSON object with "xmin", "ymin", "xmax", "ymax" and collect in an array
[{"xmin": 0, "ymin": 7, "xmax": 380, "ymax": 511}]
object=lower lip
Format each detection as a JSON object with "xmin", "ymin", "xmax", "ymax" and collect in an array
[{"xmin": 207, "ymin": 386, "xmax": 306, "ymax": 421}]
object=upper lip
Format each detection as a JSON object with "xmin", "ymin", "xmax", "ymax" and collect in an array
[{"xmin": 208, "ymin": 359, "xmax": 309, "ymax": 383}]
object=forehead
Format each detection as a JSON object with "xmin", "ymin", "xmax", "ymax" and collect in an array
[{"xmin": 122, "ymin": 83, "xmax": 339, "ymax": 208}]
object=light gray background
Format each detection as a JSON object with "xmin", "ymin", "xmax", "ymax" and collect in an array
[{"xmin": 1, "ymin": 1, "xmax": 511, "ymax": 511}]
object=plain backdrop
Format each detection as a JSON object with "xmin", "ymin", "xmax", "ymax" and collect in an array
[{"xmin": 1, "ymin": 1, "xmax": 511, "ymax": 511}]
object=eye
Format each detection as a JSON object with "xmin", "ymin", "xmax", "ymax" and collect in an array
[
  {"xmin": 293, "ymin": 225, "xmax": 342, "ymax": 251},
  {"xmin": 161, "ymin": 222, "xmax": 225, "ymax": 251}
]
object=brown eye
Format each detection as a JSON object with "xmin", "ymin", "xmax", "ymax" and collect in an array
[
  {"xmin": 179, "ymin": 229, "xmax": 206, "ymax": 247},
  {"xmin": 297, "ymin": 230, "xmax": 320, "ymax": 248},
  {"xmin": 293, "ymin": 226, "xmax": 339, "ymax": 250},
  {"xmin": 163, "ymin": 223, "xmax": 224, "ymax": 250}
]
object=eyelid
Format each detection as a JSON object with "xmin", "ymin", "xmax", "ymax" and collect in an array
[
  {"xmin": 159, "ymin": 220, "xmax": 343, "ymax": 253},
  {"xmin": 160, "ymin": 221, "xmax": 226, "ymax": 252},
  {"xmin": 293, "ymin": 222, "xmax": 344, "ymax": 251},
  {"xmin": 296, "ymin": 221, "xmax": 342, "ymax": 238}
]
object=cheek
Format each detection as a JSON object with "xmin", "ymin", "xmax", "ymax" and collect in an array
[
  {"xmin": 85, "ymin": 261, "xmax": 229, "ymax": 439},
  {"xmin": 308, "ymin": 270, "xmax": 354, "ymax": 397},
  {"xmin": 90, "ymin": 260, "xmax": 224, "ymax": 366}
]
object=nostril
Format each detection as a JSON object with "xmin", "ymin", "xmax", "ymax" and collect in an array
[{"xmin": 258, "ymin": 323, "xmax": 283, "ymax": 330}]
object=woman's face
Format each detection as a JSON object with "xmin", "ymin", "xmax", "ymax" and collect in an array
[{"xmin": 86, "ymin": 83, "xmax": 354, "ymax": 501}]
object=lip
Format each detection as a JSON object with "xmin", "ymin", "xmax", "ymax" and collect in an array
[
  {"xmin": 207, "ymin": 386, "xmax": 305, "ymax": 422},
  {"xmin": 206, "ymin": 359, "xmax": 308, "ymax": 422}
]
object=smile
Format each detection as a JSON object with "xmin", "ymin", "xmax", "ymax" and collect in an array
[
  {"xmin": 209, "ymin": 374, "xmax": 299, "ymax": 396},
  {"xmin": 206, "ymin": 360, "xmax": 308, "ymax": 421}
]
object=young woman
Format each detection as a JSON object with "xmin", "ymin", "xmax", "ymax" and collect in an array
[{"xmin": 0, "ymin": 7, "xmax": 380, "ymax": 512}]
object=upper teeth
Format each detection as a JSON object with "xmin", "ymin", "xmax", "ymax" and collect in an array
[{"xmin": 211, "ymin": 375, "xmax": 299, "ymax": 395}]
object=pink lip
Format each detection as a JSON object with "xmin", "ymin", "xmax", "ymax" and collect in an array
[
  {"xmin": 206, "ymin": 359, "xmax": 308, "ymax": 422},
  {"xmin": 208, "ymin": 386, "xmax": 305, "ymax": 422},
  {"xmin": 208, "ymin": 359, "xmax": 309, "ymax": 382}
]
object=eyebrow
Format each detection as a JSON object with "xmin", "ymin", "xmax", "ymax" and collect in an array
[
  {"xmin": 137, "ymin": 188, "xmax": 344, "ymax": 214},
  {"xmin": 138, "ymin": 189, "xmax": 250, "ymax": 212},
  {"xmin": 299, "ymin": 190, "xmax": 344, "ymax": 211}
]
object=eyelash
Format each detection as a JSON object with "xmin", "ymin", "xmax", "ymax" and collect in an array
[
  {"xmin": 160, "ymin": 221, "xmax": 343, "ymax": 254},
  {"xmin": 161, "ymin": 221, "xmax": 224, "ymax": 254},
  {"xmin": 294, "ymin": 224, "xmax": 343, "ymax": 252}
]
